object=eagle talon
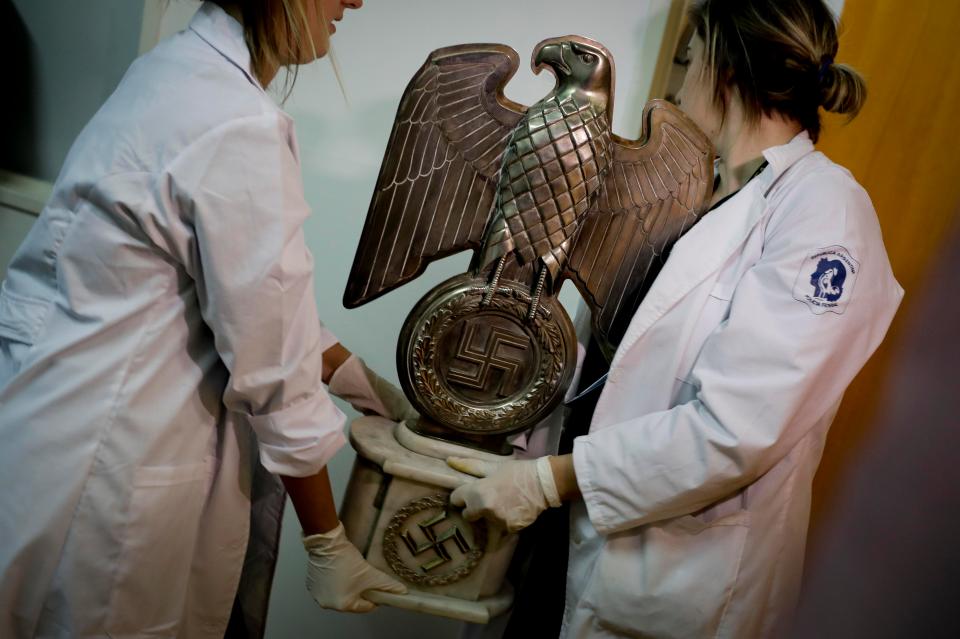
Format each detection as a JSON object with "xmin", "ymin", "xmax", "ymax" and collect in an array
[
  {"xmin": 481, "ymin": 255, "xmax": 508, "ymax": 306},
  {"xmin": 526, "ymin": 266, "xmax": 548, "ymax": 322}
]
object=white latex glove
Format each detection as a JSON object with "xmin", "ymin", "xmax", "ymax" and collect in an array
[
  {"xmin": 327, "ymin": 354, "xmax": 419, "ymax": 423},
  {"xmin": 447, "ymin": 456, "xmax": 562, "ymax": 533},
  {"xmin": 303, "ymin": 522, "xmax": 407, "ymax": 612}
]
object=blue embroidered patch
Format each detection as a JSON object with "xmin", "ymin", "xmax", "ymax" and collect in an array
[{"xmin": 792, "ymin": 246, "xmax": 860, "ymax": 315}]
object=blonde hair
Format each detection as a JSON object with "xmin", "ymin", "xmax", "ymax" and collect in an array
[
  {"xmin": 689, "ymin": 0, "xmax": 866, "ymax": 142},
  {"xmin": 210, "ymin": 0, "xmax": 345, "ymax": 102}
]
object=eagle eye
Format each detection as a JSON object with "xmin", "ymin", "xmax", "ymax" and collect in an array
[{"xmin": 579, "ymin": 52, "xmax": 597, "ymax": 65}]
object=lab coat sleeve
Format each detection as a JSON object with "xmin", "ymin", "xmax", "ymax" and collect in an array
[
  {"xmin": 163, "ymin": 113, "xmax": 346, "ymax": 477},
  {"xmin": 573, "ymin": 171, "xmax": 903, "ymax": 534}
]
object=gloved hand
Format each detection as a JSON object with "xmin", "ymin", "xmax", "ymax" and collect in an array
[
  {"xmin": 327, "ymin": 354, "xmax": 419, "ymax": 423},
  {"xmin": 303, "ymin": 522, "xmax": 407, "ymax": 612},
  {"xmin": 447, "ymin": 456, "xmax": 562, "ymax": 533}
]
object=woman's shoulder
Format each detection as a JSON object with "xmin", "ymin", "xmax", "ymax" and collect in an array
[
  {"xmin": 778, "ymin": 151, "xmax": 868, "ymax": 202},
  {"xmin": 76, "ymin": 29, "xmax": 285, "ymax": 177},
  {"xmin": 765, "ymin": 150, "xmax": 878, "ymax": 237},
  {"xmin": 140, "ymin": 33, "xmax": 280, "ymax": 123}
]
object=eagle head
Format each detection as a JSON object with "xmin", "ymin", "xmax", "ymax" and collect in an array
[{"xmin": 532, "ymin": 36, "xmax": 614, "ymax": 118}]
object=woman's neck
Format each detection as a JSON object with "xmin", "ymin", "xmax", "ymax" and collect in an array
[{"xmin": 711, "ymin": 107, "xmax": 803, "ymax": 205}]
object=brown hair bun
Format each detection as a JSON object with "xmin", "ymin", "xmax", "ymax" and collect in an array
[
  {"xmin": 821, "ymin": 62, "xmax": 867, "ymax": 117},
  {"xmin": 689, "ymin": 0, "xmax": 868, "ymax": 141}
]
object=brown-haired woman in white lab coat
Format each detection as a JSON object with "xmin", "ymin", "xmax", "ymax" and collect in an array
[{"xmin": 449, "ymin": 1, "xmax": 903, "ymax": 636}]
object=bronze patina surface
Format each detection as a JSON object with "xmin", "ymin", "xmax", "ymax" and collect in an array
[
  {"xmin": 397, "ymin": 274, "xmax": 576, "ymax": 438},
  {"xmin": 345, "ymin": 37, "xmax": 714, "ymax": 445}
]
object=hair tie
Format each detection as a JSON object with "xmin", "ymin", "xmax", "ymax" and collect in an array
[{"xmin": 817, "ymin": 55, "xmax": 835, "ymax": 82}]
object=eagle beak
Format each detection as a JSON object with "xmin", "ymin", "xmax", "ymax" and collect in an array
[{"xmin": 533, "ymin": 41, "xmax": 571, "ymax": 77}]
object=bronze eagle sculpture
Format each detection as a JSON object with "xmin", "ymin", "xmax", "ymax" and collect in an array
[{"xmin": 344, "ymin": 36, "xmax": 714, "ymax": 359}]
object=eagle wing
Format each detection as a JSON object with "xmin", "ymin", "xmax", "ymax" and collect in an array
[
  {"xmin": 343, "ymin": 44, "xmax": 526, "ymax": 308},
  {"xmin": 562, "ymin": 99, "xmax": 714, "ymax": 357}
]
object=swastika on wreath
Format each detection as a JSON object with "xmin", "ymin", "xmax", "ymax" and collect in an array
[
  {"xmin": 446, "ymin": 321, "xmax": 529, "ymax": 397},
  {"xmin": 400, "ymin": 510, "xmax": 473, "ymax": 573}
]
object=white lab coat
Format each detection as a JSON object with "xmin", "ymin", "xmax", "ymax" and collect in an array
[
  {"xmin": 560, "ymin": 133, "xmax": 903, "ymax": 638},
  {"xmin": 0, "ymin": 4, "xmax": 346, "ymax": 638}
]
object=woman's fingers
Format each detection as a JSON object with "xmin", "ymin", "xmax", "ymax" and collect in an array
[{"xmin": 446, "ymin": 455, "xmax": 499, "ymax": 478}]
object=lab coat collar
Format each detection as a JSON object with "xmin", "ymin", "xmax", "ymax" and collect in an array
[
  {"xmin": 760, "ymin": 130, "xmax": 814, "ymax": 192},
  {"xmin": 190, "ymin": 2, "xmax": 263, "ymax": 91},
  {"xmin": 611, "ymin": 132, "xmax": 815, "ymax": 365}
]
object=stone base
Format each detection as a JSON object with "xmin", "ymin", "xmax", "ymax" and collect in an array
[
  {"xmin": 339, "ymin": 416, "xmax": 517, "ymax": 623},
  {"xmin": 364, "ymin": 584, "xmax": 514, "ymax": 624}
]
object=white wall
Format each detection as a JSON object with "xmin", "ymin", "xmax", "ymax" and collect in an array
[{"xmin": 3, "ymin": 0, "xmax": 144, "ymax": 181}]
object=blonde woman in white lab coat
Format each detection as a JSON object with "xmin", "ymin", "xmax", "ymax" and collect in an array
[
  {"xmin": 448, "ymin": 0, "xmax": 904, "ymax": 637},
  {"xmin": 0, "ymin": 1, "xmax": 416, "ymax": 637}
]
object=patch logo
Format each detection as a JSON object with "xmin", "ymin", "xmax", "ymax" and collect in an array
[{"xmin": 793, "ymin": 245, "xmax": 860, "ymax": 315}]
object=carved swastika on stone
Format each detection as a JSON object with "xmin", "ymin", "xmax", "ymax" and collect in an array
[
  {"xmin": 446, "ymin": 321, "xmax": 529, "ymax": 397},
  {"xmin": 400, "ymin": 510, "xmax": 473, "ymax": 573},
  {"xmin": 383, "ymin": 494, "xmax": 487, "ymax": 585}
]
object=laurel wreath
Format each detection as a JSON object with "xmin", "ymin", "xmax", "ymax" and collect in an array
[
  {"xmin": 411, "ymin": 287, "xmax": 566, "ymax": 433},
  {"xmin": 382, "ymin": 494, "xmax": 488, "ymax": 587}
]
